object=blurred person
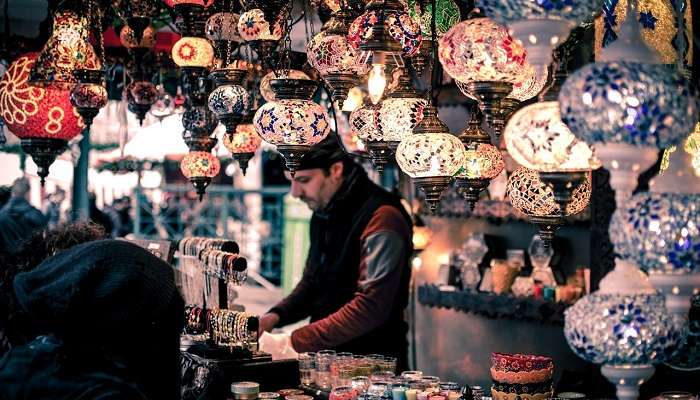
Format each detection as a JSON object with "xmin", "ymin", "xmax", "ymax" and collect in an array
[
  {"xmin": 0, "ymin": 186, "xmax": 11, "ymax": 209},
  {"xmin": 88, "ymin": 192, "xmax": 113, "ymax": 235},
  {"xmin": 105, "ymin": 196, "xmax": 133, "ymax": 238},
  {"xmin": 0, "ymin": 221, "xmax": 107, "ymax": 354},
  {"xmin": 0, "ymin": 178, "xmax": 46, "ymax": 254},
  {"xmin": 258, "ymin": 135, "xmax": 413, "ymax": 370},
  {"xmin": 44, "ymin": 187, "xmax": 66, "ymax": 229},
  {"xmin": 0, "ymin": 239, "xmax": 184, "ymax": 400}
]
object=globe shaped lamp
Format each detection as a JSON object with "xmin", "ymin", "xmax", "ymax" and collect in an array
[
  {"xmin": 0, "ymin": 53, "xmax": 83, "ymax": 184},
  {"xmin": 350, "ymin": 103, "xmax": 392, "ymax": 172},
  {"xmin": 406, "ymin": 0, "xmax": 460, "ymax": 76},
  {"xmin": 29, "ymin": 9, "xmax": 101, "ymax": 89},
  {"xmin": 70, "ymin": 69, "xmax": 108, "ymax": 129},
  {"xmin": 558, "ymin": 4, "xmax": 698, "ymax": 208},
  {"xmin": 348, "ymin": 0, "xmax": 423, "ymax": 104},
  {"xmin": 237, "ymin": 9, "xmax": 285, "ymax": 62},
  {"xmin": 172, "ymin": 36, "xmax": 215, "ymax": 69},
  {"xmin": 120, "ymin": 24, "xmax": 157, "ymax": 49},
  {"xmin": 126, "ymin": 80, "xmax": 159, "ymax": 126},
  {"xmin": 507, "ymin": 167, "xmax": 590, "ymax": 246},
  {"xmin": 476, "ymin": 0, "xmax": 600, "ymax": 68},
  {"xmin": 396, "ymin": 106, "xmax": 466, "ymax": 213},
  {"xmin": 254, "ymin": 78, "xmax": 331, "ymax": 174},
  {"xmin": 182, "ymin": 105, "xmax": 219, "ymax": 150},
  {"xmin": 306, "ymin": 30, "xmax": 367, "ymax": 106},
  {"xmin": 181, "ymin": 150, "xmax": 221, "ymax": 200},
  {"xmin": 206, "ymin": 11, "xmax": 241, "ymax": 65},
  {"xmin": 564, "ymin": 261, "xmax": 680, "ymax": 400},
  {"xmin": 455, "ymin": 111, "xmax": 504, "ymax": 209},
  {"xmin": 439, "ymin": 17, "xmax": 528, "ymax": 140},
  {"xmin": 208, "ymin": 68, "xmax": 249, "ymax": 134},
  {"xmin": 223, "ymin": 122, "xmax": 261, "ymax": 175}
]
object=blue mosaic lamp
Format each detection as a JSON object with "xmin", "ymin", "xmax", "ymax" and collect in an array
[
  {"xmin": 564, "ymin": 261, "xmax": 681, "ymax": 400},
  {"xmin": 475, "ymin": 0, "xmax": 600, "ymax": 68},
  {"xmin": 558, "ymin": 0, "xmax": 698, "ymax": 207}
]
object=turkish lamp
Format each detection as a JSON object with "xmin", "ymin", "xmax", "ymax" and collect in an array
[
  {"xmin": 476, "ymin": 0, "xmax": 599, "ymax": 69},
  {"xmin": 237, "ymin": 8, "xmax": 286, "ymax": 64},
  {"xmin": 396, "ymin": 106, "xmax": 466, "ymax": 213},
  {"xmin": 29, "ymin": 9, "xmax": 101, "ymax": 89},
  {"xmin": 564, "ymin": 261, "xmax": 680, "ymax": 400},
  {"xmin": 350, "ymin": 103, "xmax": 388, "ymax": 170},
  {"xmin": 507, "ymin": 167, "xmax": 591, "ymax": 246},
  {"xmin": 172, "ymin": 36, "xmax": 215, "ymax": 70},
  {"xmin": 222, "ymin": 120, "xmax": 261, "ymax": 176},
  {"xmin": 126, "ymin": 81, "xmax": 159, "ymax": 126},
  {"xmin": 260, "ymin": 70, "xmax": 310, "ymax": 103},
  {"xmin": 253, "ymin": 78, "xmax": 331, "ymax": 175},
  {"xmin": 558, "ymin": 1, "xmax": 698, "ymax": 209},
  {"xmin": 70, "ymin": 69, "xmax": 108, "ymax": 129},
  {"xmin": 181, "ymin": 149, "xmax": 221, "ymax": 200},
  {"xmin": 182, "ymin": 105, "xmax": 219, "ymax": 150},
  {"xmin": 208, "ymin": 68, "xmax": 249, "ymax": 135},
  {"xmin": 455, "ymin": 111, "xmax": 505, "ymax": 210}
]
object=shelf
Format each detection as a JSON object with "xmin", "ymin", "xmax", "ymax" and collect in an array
[{"xmin": 417, "ymin": 284, "xmax": 570, "ymax": 326}]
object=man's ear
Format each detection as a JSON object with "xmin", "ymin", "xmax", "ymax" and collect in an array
[{"xmin": 330, "ymin": 160, "xmax": 344, "ymax": 180}]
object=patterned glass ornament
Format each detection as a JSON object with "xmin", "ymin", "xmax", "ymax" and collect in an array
[
  {"xmin": 206, "ymin": 12, "xmax": 241, "ymax": 42},
  {"xmin": 260, "ymin": 70, "xmax": 310, "ymax": 102},
  {"xmin": 456, "ymin": 143, "xmax": 504, "ymax": 179},
  {"xmin": 378, "ymin": 97, "xmax": 427, "ymax": 142},
  {"xmin": 559, "ymin": 62, "xmax": 697, "ymax": 149},
  {"xmin": 395, "ymin": 133, "xmax": 466, "ymax": 178},
  {"xmin": 610, "ymin": 192, "xmax": 700, "ymax": 274},
  {"xmin": 0, "ymin": 54, "xmax": 83, "ymax": 140},
  {"xmin": 505, "ymin": 101, "xmax": 599, "ymax": 172},
  {"xmin": 456, "ymin": 62, "xmax": 547, "ymax": 102},
  {"xmin": 180, "ymin": 151, "xmax": 221, "ymax": 178},
  {"xmin": 126, "ymin": 81, "xmax": 158, "ymax": 106},
  {"xmin": 70, "ymin": 82, "xmax": 108, "ymax": 110},
  {"xmin": 120, "ymin": 25, "xmax": 157, "ymax": 49},
  {"xmin": 564, "ymin": 292, "xmax": 680, "ymax": 365},
  {"xmin": 30, "ymin": 10, "xmax": 101, "ymax": 88},
  {"xmin": 237, "ymin": 9, "xmax": 284, "ymax": 42},
  {"xmin": 208, "ymin": 84, "xmax": 249, "ymax": 117},
  {"xmin": 407, "ymin": 0, "xmax": 460, "ymax": 37},
  {"xmin": 254, "ymin": 99, "xmax": 331, "ymax": 146},
  {"xmin": 223, "ymin": 123, "xmax": 262, "ymax": 154},
  {"xmin": 348, "ymin": 10, "xmax": 423, "ymax": 57},
  {"xmin": 172, "ymin": 37, "xmax": 215, "ymax": 68},
  {"xmin": 595, "ymin": 0, "xmax": 693, "ymax": 66},
  {"xmin": 306, "ymin": 31, "xmax": 369, "ymax": 75},
  {"xmin": 182, "ymin": 105, "xmax": 219, "ymax": 136},
  {"xmin": 507, "ymin": 167, "xmax": 591, "ymax": 216},
  {"xmin": 438, "ymin": 18, "xmax": 528, "ymax": 84},
  {"xmin": 350, "ymin": 104, "xmax": 382, "ymax": 142}
]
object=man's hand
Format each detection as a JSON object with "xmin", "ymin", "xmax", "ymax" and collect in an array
[{"xmin": 258, "ymin": 312, "xmax": 280, "ymax": 337}]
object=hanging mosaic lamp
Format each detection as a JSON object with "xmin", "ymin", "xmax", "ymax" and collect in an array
[
  {"xmin": 348, "ymin": 0, "xmax": 422, "ymax": 105},
  {"xmin": 126, "ymin": 80, "xmax": 158, "ymax": 125},
  {"xmin": 253, "ymin": 78, "xmax": 331, "ymax": 174},
  {"xmin": 476, "ymin": 0, "xmax": 599, "ymax": 68},
  {"xmin": 350, "ymin": 102, "xmax": 386, "ymax": 169},
  {"xmin": 0, "ymin": 54, "xmax": 83, "ymax": 184},
  {"xmin": 222, "ymin": 118, "xmax": 261, "ymax": 175},
  {"xmin": 29, "ymin": 9, "xmax": 101, "ymax": 89},
  {"xmin": 208, "ymin": 68, "xmax": 249, "ymax": 135},
  {"xmin": 406, "ymin": 0, "xmax": 460, "ymax": 76},
  {"xmin": 182, "ymin": 104, "xmax": 220, "ymax": 150},
  {"xmin": 260, "ymin": 69, "xmax": 310, "ymax": 102},
  {"xmin": 206, "ymin": 11, "xmax": 241, "ymax": 65},
  {"xmin": 120, "ymin": 24, "xmax": 157, "ymax": 49},
  {"xmin": 172, "ymin": 36, "xmax": 215, "ymax": 69},
  {"xmin": 455, "ymin": 110, "xmax": 504, "ymax": 209},
  {"xmin": 558, "ymin": 1, "xmax": 698, "ymax": 208},
  {"xmin": 506, "ymin": 167, "xmax": 591, "ymax": 245},
  {"xmin": 396, "ymin": 106, "xmax": 466, "ymax": 213},
  {"xmin": 237, "ymin": 7, "xmax": 287, "ymax": 63},
  {"xmin": 70, "ymin": 69, "xmax": 108, "ymax": 129},
  {"xmin": 439, "ymin": 17, "xmax": 529, "ymax": 140},
  {"xmin": 181, "ymin": 150, "xmax": 221, "ymax": 200},
  {"xmin": 306, "ymin": 7, "xmax": 368, "ymax": 107}
]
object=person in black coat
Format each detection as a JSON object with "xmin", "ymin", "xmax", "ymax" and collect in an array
[{"xmin": 0, "ymin": 178, "xmax": 46, "ymax": 255}]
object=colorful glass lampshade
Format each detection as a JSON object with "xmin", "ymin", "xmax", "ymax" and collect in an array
[
  {"xmin": 396, "ymin": 109, "xmax": 466, "ymax": 212},
  {"xmin": 439, "ymin": 17, "xmax": 528, "ymax": 139},
  {"xmin": 120, "ymin": 24, "xmax": 157, "ymax": 49},
  {"xmin": 223, "ymin": 122, "xmax": 261, "ymax": 175},
  {"xmin": 0, "ymin": 53, "xmax": 83, "ymax": 184},
  {"xmin": 507, "ymin": 167, "xmax": 590, "ymax": 244},
  {"xmin": 476, "ymin": 0, "xmax": 599, "ymax": 68},
  {"xmin": 182, "ymin": 105, "xmax": 219, "ymax": 144},
  {"xmin": 260, "ymin": 70, "xmax": 310, "ymax": 102},
  {"xmin": 206, "ymin": 12, "xmax": 241, "ymax": 42},
  {"xmin": 208, "ymin": 69, "xmax": 249, "ymax": 134},
  {"xmin": 237, "ymin": 8, "xmax": 285, "ymax": 61},
  {"xmin": 564, "ymin": 262, "xmax": 680, "ymax": 400},
  {"xmin": 350, "ymin": 103, "xmax": 382, "ymax": 142},
  {"xmin": 29, "ymin": 9, "xmax": 101, "ymax": 89},
  {"xmin": 70, "ymin": 69, "xmax": 108, "ymax": 127},
  {"xmin": 180, "ymin": 150, "xmax": 221, "ymax": 199},
  {"xmin": 407, "ymin": 0, "xmax": 460, "ymax": 38},
  {"xmin": 172, "ymin": 36, "xmax": 215, "ymax": 68},
  {"xmin": 126, "ymin": 80, "xmax": 158, "ymax": 125},
  {"xmin": 253, "ymin": 78, "xmax": 331, "ymax": 173},
  {"xmin": 455, "ymin": 142, "xmax": 504, "ymax": 210}
]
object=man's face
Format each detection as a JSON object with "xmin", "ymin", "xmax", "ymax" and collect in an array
[{"xmin": 285, "ymin": 162, "xmax": 344, "ymax": 212}]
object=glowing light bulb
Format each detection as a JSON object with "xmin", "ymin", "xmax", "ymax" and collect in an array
[{"xmin": 367, "ymin": 64, "xmax": 387, "ymax": 105}]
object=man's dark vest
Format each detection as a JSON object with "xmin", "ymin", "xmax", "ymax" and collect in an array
[{"xmin": 305, "ymin": 167, "xmax": 413, "ymax": 361}]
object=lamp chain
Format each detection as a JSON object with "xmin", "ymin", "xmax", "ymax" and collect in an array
[{"xmin": 428, "ymin": 0, "xmax": 437, "ymax": 105}]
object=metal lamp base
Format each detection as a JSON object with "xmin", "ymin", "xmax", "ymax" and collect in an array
[
  {"xmin": 413, "ymin": 176, "xmax": 452, "ymax": 214},
  {"xmin": 528, "ymin": 215, "xmax": 564, "ymax": 247},
  {"xmin": 276, "ymin": 144, "xmax": 312, "ymax": 176},
  {"xmin": 539, "ymin": 171, "xmax": 588, "ymax": 217},
  {"xmin": 232, "ymin": 152, "xmax": 255, "ymax": 176},
  {"xmin": 190, "ymin": 176, "xmax": 212, "ymax": 202},
  {"xmin": 455, "ymin": 178, "xmax": 490, "ymax": 210},
  {"xmin": 323, "ymin": 73, "xmax": 361, "ymax": 105},
  {"xmin": 20, "ymin": 138, "xmax": 67, "ymax": 186},
  {"xmin": 365, "ymin": 141, "xmax": 394, "ymax": 174},
  {"xmin": 219, "ymin": 114, "xmax": 243, "ymax": 136},
  {"xmin": 601, "ymin": 364, "xmax": 655, "ymax": 400},
  {"xmin": 128, "ymin": 102, "xmax": 152, "ymax": 126},
  {"xmin": 464, "ymin": 81, "xmax": 513, "ymax": 142}
]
